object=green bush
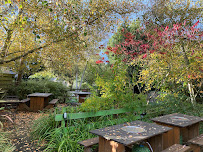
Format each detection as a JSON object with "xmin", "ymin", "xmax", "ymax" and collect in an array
[
  {"xmin": 7, "ymin": 80, "xmax": 68, "ymax": 102},
  {"xmin": 80, "ymin": 93, "xmax": 147, "ymax": 112}
]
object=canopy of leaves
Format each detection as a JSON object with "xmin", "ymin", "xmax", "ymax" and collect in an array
[{"xmin": 0, "ymin": 0, "xmax": 142, "ymax": 70}]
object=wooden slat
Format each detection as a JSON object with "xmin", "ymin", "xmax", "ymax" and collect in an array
[
  {"xmin": 161, "ymin": 144, "xmax": 192, "ymax": 152},
  {"xmin": 49, "ymin": 99, "xmax": 59, "ymax": 104},
  {"xmin": 78, "ymin": 137, "xmax": 99, "ymax": 147},
  {"xmin": 55, "ymin": 108, "xmax": 142, "ymax": 121},
  {"xmin": 155, "ymin": 122, "xmax": 180, "ymax": 149},
  {"xmin": 0, "ymin": 77, "xmax": 14, "ymax": 81},
  {"xmin": 20, "ymin": 98, "xmax": 30, "ymax": 103},
  {"xmin": 188, "ymin": 134, "xmax": 203, "ymax": 147},
  {"xmin": 98, "ymin": 136, "xmax": 126, "ymax": 152}
]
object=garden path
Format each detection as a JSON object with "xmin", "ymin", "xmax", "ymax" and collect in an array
[{"xmin": 5, "ymin": 111, "xmax": 47, "ymax": 152}]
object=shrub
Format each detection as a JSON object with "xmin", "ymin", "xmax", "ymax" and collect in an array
[
  {"xmin": 80, "ymin": 93, "xmax": 147, "ymax": 112},
  {"xmin": 7, "ymin": 80, "xmax": 69, "ymax": 102}
]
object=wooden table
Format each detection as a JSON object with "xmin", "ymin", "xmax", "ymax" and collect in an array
[
  {"xmin": 27, "ymin": 93, "xmax": 52, "ymax": 111},
  {"xmin": 90, "ymin": 120, "xmax": 172, "ymax": 152},
  {"xmin": 151, "ymin": 113, "xmax": 202, "ymax": 149},
  {"xmin": 73, "ymin": 92, "xmax": 91, "ymax": 103},
  {"xmin": 0, "ymin": 99, "xmax": 19, "ymax": 108}
]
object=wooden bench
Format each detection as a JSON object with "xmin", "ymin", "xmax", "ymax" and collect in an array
[
  {"xmin": 161, "ymin": 144, "xmax": 192, "ymax": 152},
  {"xmin": 187, "ymin": 134, "xmax": 203, "ymax": 152},
  {"xmin": 55, "ymin": 107, "xmax": 144, "ymax": 152},
  {"xmin": 78, "ymin": 137, "xmax": 99, "ymax": 152},
  {"xmin": 18, "ymin": 98, "xmax": 31, "ymax": 111},
  {"xmin": 45, "ymin": 99, "xmax": 59, "ymax": 109}
]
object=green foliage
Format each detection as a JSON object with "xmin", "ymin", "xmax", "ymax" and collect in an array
[
  {"xmin": 29, "ymin": 71, "xmax": 56, "ymax": 80},
  {"xmin": 145, "ymin": 93, "xmax": 203, "ymax": 120},
  {"xmin": 7, "ymin": 80, "xmax": 68, "ymax": 102},
  {"xmin": 0, "ymin": 131, "xmax": 15, "ymax": 152},
  {"xmin": 31, "ymin": 98, "xmax": 203, "ymax": 152},
  {"xmin": 31, "ymin": 107, "xmax": 141, "ymax": 152},
  {"xmin": 80, "ymin": 61, "xmax": 147, "ymax": 112}
]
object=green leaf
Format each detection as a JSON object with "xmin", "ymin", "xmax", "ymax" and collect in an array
[
  {"xmin": 36, "ymin": 35, "xmax": 40, "ymax": 39},
  {"xmin": 84, "ymin": 32, "xmax": 87, "ymax": 36},
  {"xmin": 48, "ymin": 8, "xmax": 53, "ymax": 12},
  {"xmin": 42, "ymin": 1, "xmax": 48, "ymax": 6},
  {"xmin": 20, "ymin": 4, "xmax": 23, "ymax": 9}
]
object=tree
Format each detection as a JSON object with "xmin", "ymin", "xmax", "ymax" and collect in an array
[
  {"xmin": 105, "ymin": 20, "xmax": 202, "ymax": 105},
  {"xmin": 0, "ymin": 0, "xmax": 142, "ymax": 65},
  {"xmin": 143, "ymin": 0, "xmax": 203, "ymax": 27}
]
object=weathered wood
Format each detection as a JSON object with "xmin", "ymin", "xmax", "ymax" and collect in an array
[
  {"xmin": 28, "ymin": 93, "xmax": 52, "ymax": 97},
  {"xmin": 18, "ymin": 102, "xmax": 31, "ymax": 111},
  {"xmin": 90, "ymin": 121, "xmax": 171, "ymax": 148},
  {"xmin": 45, "ymin": 99, "xmax": 59, "ymax": 109},
  {"xmin": 0, "ymin": 73, "xmax": 15, "ymax": 89},
  {"xmin": 78, "ymin": 137, "xmax": 99, "ymax": 147},
  {"xmin": 187, "ymin": 134, "xmax": 203, "ymax": 152},
  {"xmin": 152, "ymin": 113, "xmax": 201, "ymax": 148},
  {"xmin": 20, "ymin": 98, "xmax": 30, "ymax": 103},
  {"xmin": 161, "ymin": 144, "xmax": 192, "ymax": 152},
  {"xmin": 156, "ymin": 122, "xmax": 180, "ymax": 149},
  {"xmin": 49, "ymin": 99, "xmax": 59, "ymax": 104},
  {"xmin": 151, "ymin": 113, "xmax": 202, "ymax": 128},
  {"xmin": 28, "ymin": 93, "xmax": 52, "ymax": 111},
  {"xmin": 147, "ymin": 134, "xmax": 163, "ymax": 152},
  {"xmin": 98, "ymin": 136, "xmax": 126, "ymax": 152}
]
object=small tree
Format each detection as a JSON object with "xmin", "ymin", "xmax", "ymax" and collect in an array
[{"xmin": 100, "ymin": 21, "xmax": 202, "ymax": 105}]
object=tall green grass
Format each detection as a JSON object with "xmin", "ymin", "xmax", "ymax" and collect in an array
[
  {"xmin": 31, "ymin": 100, "xmax": 203, "ymax": 152},
  {"xmin": 31, "ymin": 111, "xmax": 140, "ymax": 152},
  {"xmin": 0, "ymin": 131, "xmax": 15, "ymax": 152}
]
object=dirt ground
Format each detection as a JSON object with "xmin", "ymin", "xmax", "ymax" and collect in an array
[
  {"xmin": 2, "ymin": 111, "xmax": 47, "ymax": 152},
  {"xmin": 1, "ymin": 103, "xmax": 70, "ymax": 152}
]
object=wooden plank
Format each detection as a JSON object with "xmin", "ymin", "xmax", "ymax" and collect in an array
[
  {"xmin": 49, "ymin": 99, "xmax": 59, "ymax": 104},
  {"xmin": 189, "ymin": 145, "xmax": 200, "ymax": 152},
  {"xmin": 155, "ymin": 122, "xmax": 180, "ymax": 149},
  {"xmin": 20, "ymin": 98, "xmax": 30, "ymax": 103},
  {"xmin": 0, "ymin": 77, "xmax": 14, "ymax": 81},
  {"xmin": 30, "ymin": 97, "xmax": 44, "ymax": 111},
  {"xmin": 188, "ymin": 134, "xmax": 203, "ymax": 147},
  {"xmin": 55, "ymin": 108, "xmax": 142, "ymax": 121},
  {"xmin": 148, "ymin": 134, "xmax": 163, "ymax": 152},
  {"xmin": 181, "ymin": 123, "xmax": 200, "ymax": 143},
  {"xmin": 98, "ymin": 136, "xmax": 126, "ymax": 152},
  {"xmin": 173, "ymin": 126, "xmax": 180, "ymax": 144},
  {"xmin": 188, "ymin": 123, "xmax": 199, "ymax": 143},
  {"xmin": 161, "ymin": 144, "xmax": 192, "ymax": 152},
  {"xmin": 78, "ymin": 137, "xmax": 99, "ymax": 147},
  {"xmin": 18, "ymin": 103, "xmax": 31, "ymax": 111}
]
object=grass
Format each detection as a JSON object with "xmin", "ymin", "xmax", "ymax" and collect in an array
[
  {"xmin": 31, "ymin": 100, "xmax": 203, "ymax": 152},
  {"xmin": 0, "ymin": 131, "xmax": 15, "ymax": 152}
]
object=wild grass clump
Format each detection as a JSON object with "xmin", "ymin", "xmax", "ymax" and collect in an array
[
  {"xmin": 0, "ymin": 131, "xmax": 15, "ymax": 152},
  {"xmin": 31, "ymin": 110, "xmax": 140, "ymax": 152},
  {"xmin": 31, "ymin": 93, "xmax": 203, "ymax": 151}
]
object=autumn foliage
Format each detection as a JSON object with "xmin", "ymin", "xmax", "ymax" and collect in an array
[{"xmin": 96, "ymin": 20, "xmax": 202, "ymax": 64}]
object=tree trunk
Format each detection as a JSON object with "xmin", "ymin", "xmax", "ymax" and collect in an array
[
  {"xmin": 75, "ymin": 66, "xmax": 79, "ymax": 91},
  {"xmin": 16, "ymin": 58, "xmax": 25, "ymax": 85},
  {"xmin": 181, "ymin": 43, "xmax": 196, "ymax": 105},
  {"xmin": 79, "ymin": 61, "xmax": 88, "ymax": 89},
  {"xmin": 188, "ymin": 82, "xmax": 195, "ymax": 105}
]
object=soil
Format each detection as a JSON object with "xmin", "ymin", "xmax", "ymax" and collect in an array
[
  {"xmin": 2, "ymin": 110, "xmax": 48, "ymax": 152},
  {"xmin": 1, "ymin": 103, "xmax": 73, "ymax": 152}
]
